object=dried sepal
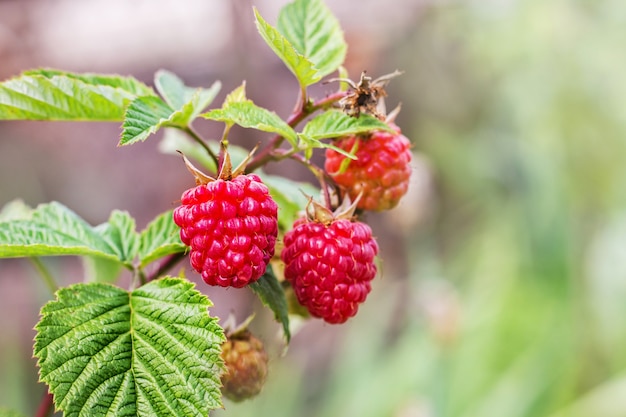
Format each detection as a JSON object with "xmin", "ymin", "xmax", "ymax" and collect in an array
[{"xmin": 327, "ymin": 70, "xmax": 403, "ymax": 119}]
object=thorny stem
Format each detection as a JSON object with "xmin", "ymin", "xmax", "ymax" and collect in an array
[
  {"xmin": 184, "ymin": 126, "xmax": 219, "ymax": 168},
  {"xmin": 245, "ymin": 91, "xmax": 348, "ymax": 173},
  {"xmin": 35, "ymin": 391, "xmax": 54, "ymax": 417},
  {"xmin": 29, "ymin": 257, "xmax": 58, "ymax": 295}
]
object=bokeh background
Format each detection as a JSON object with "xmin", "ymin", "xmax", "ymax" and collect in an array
[{"xmin": 2, "ymin": 0, "xmax": 626, "ymax": 416}]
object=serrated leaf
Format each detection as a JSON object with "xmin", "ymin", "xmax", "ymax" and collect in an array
[
  {"xmin": 119, "ymin": 96, "xmax": 175, "ymax": 145},
  {"xmin": 34, "ymin": 277, "xmax": 225, "ymax": 417},
  {"xmin": 223, "ymin": 82, "xmax": 247, "ymax": 105},
  {"xmin": 94, "ymin": 210, "xmax": 140, "ymax": 264},
  {"xmin": 250, "ymin": 267, "xmax": 291, "ymax": 342},
  {"xmin": 277, "ymin": 0, "xmax": 347, "ymax": 78},
  {"xmin": 154, "ymin": 70, "xmax": 221, "ymax": 117},
  {"xmin": 138, "ymin": 210, "xmax": 187, "ymax": 267},
  {"xmin": 120, "ymin": 77, "xmax": 221, "ymax": 146},
  {"xmin": 300, "ymin": 110, "xmax": 393, "ymax": 141},
  {"xmin": 203, "ymin": 100, "xmax": 298, "ymax": 146},
  {"xmin": 254, "ymin": 8, "xmax": 321, "ymax": 88},
  {"xmin": 0, "ymin": 202, "xmax": 122, "ymax": 262},
  {"xmin": 25, "ymin": 69, "xmax": 155, "ymax": 97},
  {"xmin": 0, "ymin": 73, "xmax": 152, "ymax": 121},
  {"xmin": 262, "ymin": 174, "xmax": 318, "ymax": 232}
]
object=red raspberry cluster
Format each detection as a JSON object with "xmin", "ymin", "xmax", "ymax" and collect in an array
[
  {"xmin": 281, "ymin": 215, "xmax": 379, "ymax": 324},
  {"xmin": 173, "ymin": 174, "xmax": 278, "ymax": 288},
  {"xmin": 325, "ymin": 125, "xmax": 412, "ymax": 212}
]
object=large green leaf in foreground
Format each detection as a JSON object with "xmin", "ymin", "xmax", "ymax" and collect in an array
[{"xmin": 34, "ymin": 277, "xmax": 225, "ymax": 417}]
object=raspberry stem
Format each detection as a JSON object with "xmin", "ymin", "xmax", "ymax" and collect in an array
[
  {"xmin": 183, "ymin": 126, "xmax": 219, "ymax": 168},
  {"xmin": 35, "ymin": 391, "xmax": 54, "ymax": 417},
  {"xmin": 245, "ymin": 91, "xmax": 349, "ymax": 173}
]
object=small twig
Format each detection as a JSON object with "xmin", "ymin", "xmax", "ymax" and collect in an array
[
  {"xmin": 29, "ymin": 257, "xmax": 58, "ymax": 295},
  {"xmin": 183, "ymin": 126, "xmax": 219, "ymax": 168},
  {"xmin": 35, "ymin": 391, "xmax": 54, "ymax": 417}
]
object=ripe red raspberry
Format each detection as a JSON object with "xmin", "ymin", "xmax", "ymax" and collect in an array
[
  {"xmin": 325, "ymin": 125, "xmax": 412, "ymax": 211},
  {"xmin": 220, "ymin": 331, "xmax": 269, "ymax": 402},
  {"xmin": 173, "ymin": 173, "xmax": 278, "ymax": 288},
  {"xmin": 281, "ymin": 217, "xmax": 379, "ymax": 324}
]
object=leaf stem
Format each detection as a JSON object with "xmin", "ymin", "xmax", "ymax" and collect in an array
[
  {"xmin": 183, "ymin": 126, "xmax": 219, "ymax": 168},
  {"xmin": 245, "ymin": 91, "xmax": 348, "ymax": 173},
  {"xmin": 29, "ymin": 257, "xmax": 58, "ymax": 295},
  {"xmin": 35, "ymin": 391, "xmax": 54, "ymax": 417}
]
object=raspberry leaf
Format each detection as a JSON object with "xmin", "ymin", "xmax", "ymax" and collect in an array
[
  {"xmin": 254, "ymin": 8, "xmax": 321, "ymax": 88},
  {"xmin": 94, "ymin": 210, "xmax": 140, "ymax": 264},
  {"xmin": 34, "ymin": 277, "xmax": 225, "ymax": 417},
  {"xmin": 250, "ymin": 267, "xmax": 291, "ymax": 342},
  {"xmin": 203, "ymin": 101, "xmax": 298, "ymax": 146},
  {"xmin": 120, "ymin": 73, "xmax": 221, "ymax": 146},
  {"xmin": 154, "ymin": 70, "xmax": 221, "ymax": 113},
  {"xmin": 120, "ymin": 96, "xmax": 175, "ymax": 145},
  {"xmin": 300, "ymin": 110, "xmax": 394, "ymax": 141},
  {"xmin": 277, "ymin": 0, "xmax": 347, "ymax": 79},
  {"xmin": 138, "ymin": 210, "xmax": 187, "ymax": 267},
  {"xmin": 0, "ymin": 202, "xmax": 123, "ymax": 263},
  {"xmin": 0, "ymin": 71, "xmax": 153, "ymax": 121}
]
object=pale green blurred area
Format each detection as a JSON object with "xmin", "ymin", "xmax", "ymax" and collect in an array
[
  {"xmin": 2, "ymin": 0, "xmax": 626, "ymax": 416},
  {"xmin": 217, "ymin": 1, "xmax": 626, "ymax": 416}
]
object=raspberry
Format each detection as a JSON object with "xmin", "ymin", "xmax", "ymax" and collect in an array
[
  {"xmin": 325, "ymin": 125, "xmax": 412, "ymax": 211},
  {"xmin": 173, "ymin": 173, "xmax": 278, "ymax": 288},
  {"xmin": 220, "ymin": 331, "xmax": 269, "ymax": 402},
  {"xmin": 281, "ymin": 217, "xmax": 379, "ymax": 324}
]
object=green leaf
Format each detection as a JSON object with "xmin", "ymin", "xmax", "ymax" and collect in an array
[
  {"xmin": 254, "ymin": 8, "xmax": 321, "ymax": 88},
  {"xmin": 223, "ymin": 82, "xmax": 248, "ymax": 105},
  {"xmin": 262, "ymin": 174, "xmax": 318, "ymax": 232},
  {"xmin": 250, "ymin": 267, "xmax": 291, "ymax": 342},
  {"xmin": 138, "ymin": 210, "xmax": 187, "ymax": 267},
  {"xmin": 34, "ymin": 277, "xmax": 225, "ymax": 417},
  {"xmin": 300, "ymin": 110, "xmax": 393, "ymax": 141},
  {"xmin": 120, "ymin": 73, "xmax": 221, "ymax": 146},
  {"xmin": 94, "ymin": 210, "xmax": 140, "ymax": 264},
  {"xmin": 0, "ymin": 202, "xmax": 122, "ymax": 262},
  {"xmin": 0, "ymin": 72, "xmax": 152, "ymax": 121},
  {"xmin": 155, "ymin": 70, "xmax": 220, "ymax": 114},
  {"xmin": 0, "ymin": 199, "xmax": 31, "ymax": 222},
  {"xmin": 26, "ymin": 69, "xmax": 155, "ymax": 96},
  {"xmin": 277, "ymin": 0, "xmax": 347, "ymax": 78},
  {"xmin": 119, "ymin": 96, "xmax": 175, "ymax": 145},
  {"xmin": 203, "ymin": 100, "xmax": 298, "ymax": 146}
]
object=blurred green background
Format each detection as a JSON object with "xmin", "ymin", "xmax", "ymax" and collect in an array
[{"xmin": 2, "ymin": 0, "xmax": 626, "ymax": 416}]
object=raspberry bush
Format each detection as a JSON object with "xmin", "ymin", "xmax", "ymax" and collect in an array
[{"xmin": 0, "ymin": 0, "xmax": 412, "ymax": 415}]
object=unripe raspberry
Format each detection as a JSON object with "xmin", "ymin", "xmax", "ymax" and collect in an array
[
  {"xmin": 220, "ymin": 331, "xmax": 269, "ymax": 402},
  {"xmin": 325, "ymin": 125, "xmax": 412, "ymax": 211},
  {"xmin": 281, "ymin": 217, "xmax": 379, "ymax": 324},
  {"xmin": 173, "ymin": 173, "xmax": 278, "ymax": 288}
]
